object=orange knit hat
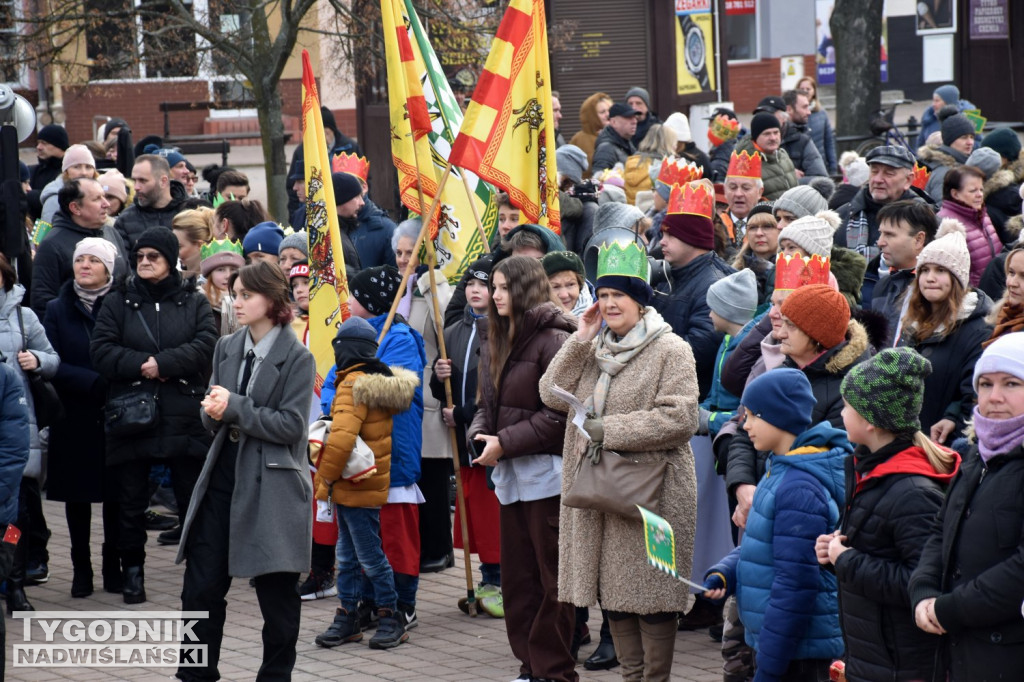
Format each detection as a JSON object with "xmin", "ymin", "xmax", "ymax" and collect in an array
[{"xmin": 780, "ymin": 283, "xmax": 851, "ymax": 349}]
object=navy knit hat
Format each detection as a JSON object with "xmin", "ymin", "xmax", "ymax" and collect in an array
[
  {"xmin": 741, "ymin": 368, "xmax": 816, "ymax": 436},
  {"xmin": 242, "ymin": 222, "xmax": 284, "ymax": 256},
  {"xmin": 332, "ymin": 171, "xmax": 363, "ymax": 205},
  {"xmin": 334, "ymin": 315, "xmax": 377, "ymax": 344}
]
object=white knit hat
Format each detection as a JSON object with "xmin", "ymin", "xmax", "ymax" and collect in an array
[
  {"xmin": 663, "ymin": 112, "xmax": 692, "ymax": 143},
  {"xmin": 916, "ymin": 218, "xmax": 971, "ymax": 289},
  {"xmin": 777, "ymin": 210, "xmax": 840, "ymax": 258}
]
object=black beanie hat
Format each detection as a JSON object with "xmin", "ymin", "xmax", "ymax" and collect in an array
[
  {"xmin": 37, "ymin": 124, "xmax": 69, "ymax": 151},
  {"xmin": 941, "ymin": 113, "xmax": 975, "ymax": 147},
  {"xmin": 332, "ymin": 172, "xmax": 363, "ymax": 205},
  {"xmin": 135, "ymin": 226, "xmax": 180, "ymax": 266},
  {"xmin": 750, "ymin": 112, "xmax": 781, "ymax": 141},
  {"xmin": 981, "ymin": 127, "xmax": 1022, "ymax": 162},
  {"xmin": 350, "ymin": 265, "xmax": 403, "ymax": 316}
]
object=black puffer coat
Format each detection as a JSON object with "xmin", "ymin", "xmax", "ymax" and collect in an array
[
  {"xmin": 898, "ymin": 291, "xmax": 993, "ymax": 441},
  {"xmin": 909, "ymin": 444, "xmax": 1024, "ymax": 682},
  {"xmin": 90, "ymin": 271, "xmax": 217, "ymax": 465},
  {"xmin": 653, "ymin": 251, "xmax": 735, "ymax": 400},
  {"xmin": 725, "ymin": 319, "xmax": 870, "ymax": 492},
  {"xmin": 835, "ymin": 440, "xmax": 957, "ymax": 682}
]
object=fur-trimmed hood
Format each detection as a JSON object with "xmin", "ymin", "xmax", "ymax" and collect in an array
[
  {"xmin": 351, "ymin": 366, "xmax": 419, "ymax": 413},
  {"xmin": 983, "ymin": 152, "xmax": 1024, "ymax": 197},
  {"xmin": 917, "ymin": 144, "xmax": 967, "ymax": 170},
  {"xmin": 822, "ymin": 318, "xmax": 870, "ymax": 374}
]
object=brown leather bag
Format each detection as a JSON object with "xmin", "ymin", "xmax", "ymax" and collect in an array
[{"xmin": 562, "ymin": 446, "xmax": 667, "ymax": 520}]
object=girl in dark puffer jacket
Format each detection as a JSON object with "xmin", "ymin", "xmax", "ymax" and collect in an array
[{"xmin": 816, "ymin": 348, "xmax": 959, "ymax": 682}]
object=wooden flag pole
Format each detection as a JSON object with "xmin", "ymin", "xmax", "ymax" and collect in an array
[
  {"xmin": 375, "ymin": 163, "xmax": 453, "ymax": 345},
  {"xmin": 403, "ymin": 138, "xmax": 481, "ymax": 615},
  {"xmin": 458, "ymin": 169, "xmax": 491, "ymax": 253}
]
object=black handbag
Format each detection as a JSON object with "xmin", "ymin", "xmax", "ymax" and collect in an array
[
  {"xmin": 15, "ymin": 307, "xmax": 65, "ymax": 429},
  {"xmin": 103, "ymin": 310, "xmax": 160, "ymax": 436}
]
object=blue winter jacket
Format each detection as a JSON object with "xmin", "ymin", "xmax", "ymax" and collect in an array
[
  {"xmin": 321, "ymin": 315, "xmax": 425, "ymax": 487},
  {"xmin": 914, "ymin": 98, "xmax": 979, "ymax": 148},
  {"xmin": 0, "ymin": 361, "xmax": 29, "ymax": 525},
  {"xmin": 710, "ymin": 422, "xmax": 850, "ymax": 681},
  {"xmin": 349, "ymin": 199, "xmax": 397, "ymax": 269},
  {"xmin": 699, "ymin": 319, "xmax": 754, "ymax": 436}
]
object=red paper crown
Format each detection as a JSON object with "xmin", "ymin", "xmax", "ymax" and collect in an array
[
  {"xmin": 666, "ymin": 179, "xmax": 715, "ymax": 219},
  {"xmin": 911, "ymin": 162, "xmax": 930, "ymax": 190},
  {"xmin": 331, "ymin": 152, "xmax": 370, "ymax": 182},
  {"xmin": 774, "ymin": 254, "xmax": 832, "ymax": 291},
  {"xmin": 657, "ymin": 158, "xmax": 703, "ymax": 187},
  {"xmin": 726, "ymin": 150, "xmax": 762, "ymax": 180}
]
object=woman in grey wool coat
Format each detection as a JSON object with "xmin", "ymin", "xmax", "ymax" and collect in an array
[{"xmin": 175, "ymin": 262, "xmax": 315, "ymax": 682}]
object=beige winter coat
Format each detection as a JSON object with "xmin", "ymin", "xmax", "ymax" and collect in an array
[
  {"xmin": 539, "ymin": 330, "xmax": 699, "ymax": 614},
  {"xmin": 407, "ymin": 270, "xmax": 453, "ymax": 460}
]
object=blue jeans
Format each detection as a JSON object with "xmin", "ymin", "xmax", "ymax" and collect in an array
[{"xmin": 334, "ymin": 505, "xmax": 396, "ymax": 612}]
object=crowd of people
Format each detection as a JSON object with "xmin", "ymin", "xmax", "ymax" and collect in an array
[{"xmin": 0, "ymin": 80, "xmax": 1020, "ymax": 682}]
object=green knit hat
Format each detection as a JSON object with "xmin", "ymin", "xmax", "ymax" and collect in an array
[{"xmin": 840, "ymin": 348, "xmax": 932, "ymax": 435}]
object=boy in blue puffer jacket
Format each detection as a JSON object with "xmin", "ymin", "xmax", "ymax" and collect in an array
[{"xmin": 703, "ymin": 368, "xmax": 850, "ymax": 682}]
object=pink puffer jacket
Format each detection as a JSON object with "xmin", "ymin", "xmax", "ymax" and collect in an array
[{"xmin": 936, "ymin": 199, "xmax": 1001, "ymax": 287}]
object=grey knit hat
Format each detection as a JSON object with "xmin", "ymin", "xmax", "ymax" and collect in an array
[
  {"xmin": 624, "ymin": 86, "xmax": 651, "ymax": 110},
  {"xmin": 778, "ymin": 212, "xmax": 839, "ymax": 258},
  {"xmin": 556, "ymin": 145, "xmax": 588, "ymax": 185},
  {"xmin": 278, "ymin": 230, "xmax": 308, "ymax": 258},
  {"xmin": 706, "ymin": 269, "xmax": 758, "ymax": 325},
  {"xmin": 594, "ymin": 202, "xmax": 644, "ymax": 233},
  {"xmin": 773, "ymin": 184, "xmax": 829, "ymax": 220},
  {"xmin": 966, "ymin": 147, "xmax": 1002, "ymax": 179},
  {"xmin": 941, "ymin": 113, "xmax": 976, "ymax": 147}
]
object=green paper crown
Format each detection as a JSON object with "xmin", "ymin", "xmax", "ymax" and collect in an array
[
  {"xmin": 200, "ymin": 238, "xmax": 243, "ymax": 261},
  {"xmin": 597, "ymin": 241, "xmax": 648, "ymax": 281}
]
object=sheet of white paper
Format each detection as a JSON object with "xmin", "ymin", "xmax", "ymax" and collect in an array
[{"xmin": 550, "ymin": 384, "xmax": 590, "ymax": 439}]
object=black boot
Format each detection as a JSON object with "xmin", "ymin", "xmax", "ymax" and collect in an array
[
  {"xmin": 71, "ymin": 548, "xmax": 94, "ymax": 598},
  {"xmin": 122, "ymin": 565, "xmax": 146, "ymax": 604},
  {"xmin": 7, "ymin": 545, "xmax": 34, "ymax": 615},
  {"xmin": 102, "ymin": 544, "xmax": 122, "ymax": 594}
]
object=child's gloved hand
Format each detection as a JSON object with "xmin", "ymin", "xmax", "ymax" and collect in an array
[{"xmin": 702, "ymin": 573, "xmax": 727, "ymax": 603}]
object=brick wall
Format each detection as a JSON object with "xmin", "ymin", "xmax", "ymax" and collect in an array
[
  {"xmin": 32, "ymin": 77, "xmax": 356, "ymax": 149},
  {"xmin": 726, "ymin": 55, "xmax": 817, "ymax": 114}
]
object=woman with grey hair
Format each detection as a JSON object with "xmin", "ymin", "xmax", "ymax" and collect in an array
[{"xmin": 392, "ymin": 219, "xmax": 458, "ymax": 572}]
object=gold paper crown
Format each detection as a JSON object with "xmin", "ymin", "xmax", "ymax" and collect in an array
[
  {"xmin": 666, "ymin": 179, "xmax": 715, "ymax": 220},
  {"xmin": 911, "ymin": 162, "xmax": 930, "ymax": 190},
  {"xmin": 726, "ymin": 150, "xmax": 762, "ymax": 180},
  {"xmin": 597, "ymin": 241, "xmax": 648, "ymax": 281},
  {"xmin": 774, "ymin": 254, "xmax": 831, "ymax": 292},
  {"xmin": 200, "ymin": 238, "xmax": 243, "ymax": 261},
  {"xmin": 657, "ymin": 158, "xmax": 703, "ymax": 187},
  {"xmin": 331, "ymin": 152, "xmax": 370, "ymax": 182},
  {"xmin": 708, "ymin": 115, "xmax": 740, "ymax": 146}
]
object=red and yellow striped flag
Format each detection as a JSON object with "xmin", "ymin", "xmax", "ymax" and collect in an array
[
  {"xmin": 449, "ymin": 0, "xmax": 560, "ymax": 232},
  {"xmin": 301, "ymin": 49, "xmax": 350, "ymax": 396}
]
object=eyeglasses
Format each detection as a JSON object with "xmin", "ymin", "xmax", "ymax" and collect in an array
[{"xmin": 136, "ymin": 252, "xmax": 162, "ymax": 263}]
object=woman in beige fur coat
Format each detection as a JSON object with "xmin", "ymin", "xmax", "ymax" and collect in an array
[{"xmin": 539, "ymin": 243, "xmax": 699, "ymax": 682}]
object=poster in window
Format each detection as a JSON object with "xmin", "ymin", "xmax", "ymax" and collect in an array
[
  {"xmin": 815, "ymin": 1, "xmax": 888, "ymax": 85},
  {"xmin": 917, "ymin": 0, "xmax": 957, "ymax": 35},
  {"xmin": 676, "ymin": 0, "xmax": 717, "ymax": 95}
]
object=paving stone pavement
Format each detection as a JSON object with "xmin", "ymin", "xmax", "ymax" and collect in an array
[{"xmin": 5, "ymin": 500, "xmax": 725, "ymax": 681}]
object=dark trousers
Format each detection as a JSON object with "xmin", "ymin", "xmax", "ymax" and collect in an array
[
  {"xmin": 178, "ymin": 484, "xmax": 300, "ymax": 681},
  {"xmin": 111, "ymin": 457, "xmax": 202, "ymax": 566},
  {"xmin": 66, "ymin": 500, "xmax": 119, "ymax": 556},
  {"xmin": 418, "ymin": 458, "xmax": 453, "ymax": 562},
  {"xmin": 21, "ymin": 477, "xmax": 49, "ymax": 565},
  {"xmin": 501, "ymin": 496, "xmax": 578, "ymax": 682}
]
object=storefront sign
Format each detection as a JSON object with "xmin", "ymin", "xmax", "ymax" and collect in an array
[
  {"xmin": 969, "ymin": 0, "xmax": 1008, "ymax": 40},
  {"xmin": 725, "ymin": 0, "xmax": 756, "ymax": 15},
  {"xmin": 676, "ymin": 0, "xmax": 716, "ymax": 95}
]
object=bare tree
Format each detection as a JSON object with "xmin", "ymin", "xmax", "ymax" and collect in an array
[
  {"xmin": 830, "ymin": 0, "xmax": 885, "ymax": 142},
  {"xmin": 18, "ymin": 0, "xmax": 496, "ymax": 221}
]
